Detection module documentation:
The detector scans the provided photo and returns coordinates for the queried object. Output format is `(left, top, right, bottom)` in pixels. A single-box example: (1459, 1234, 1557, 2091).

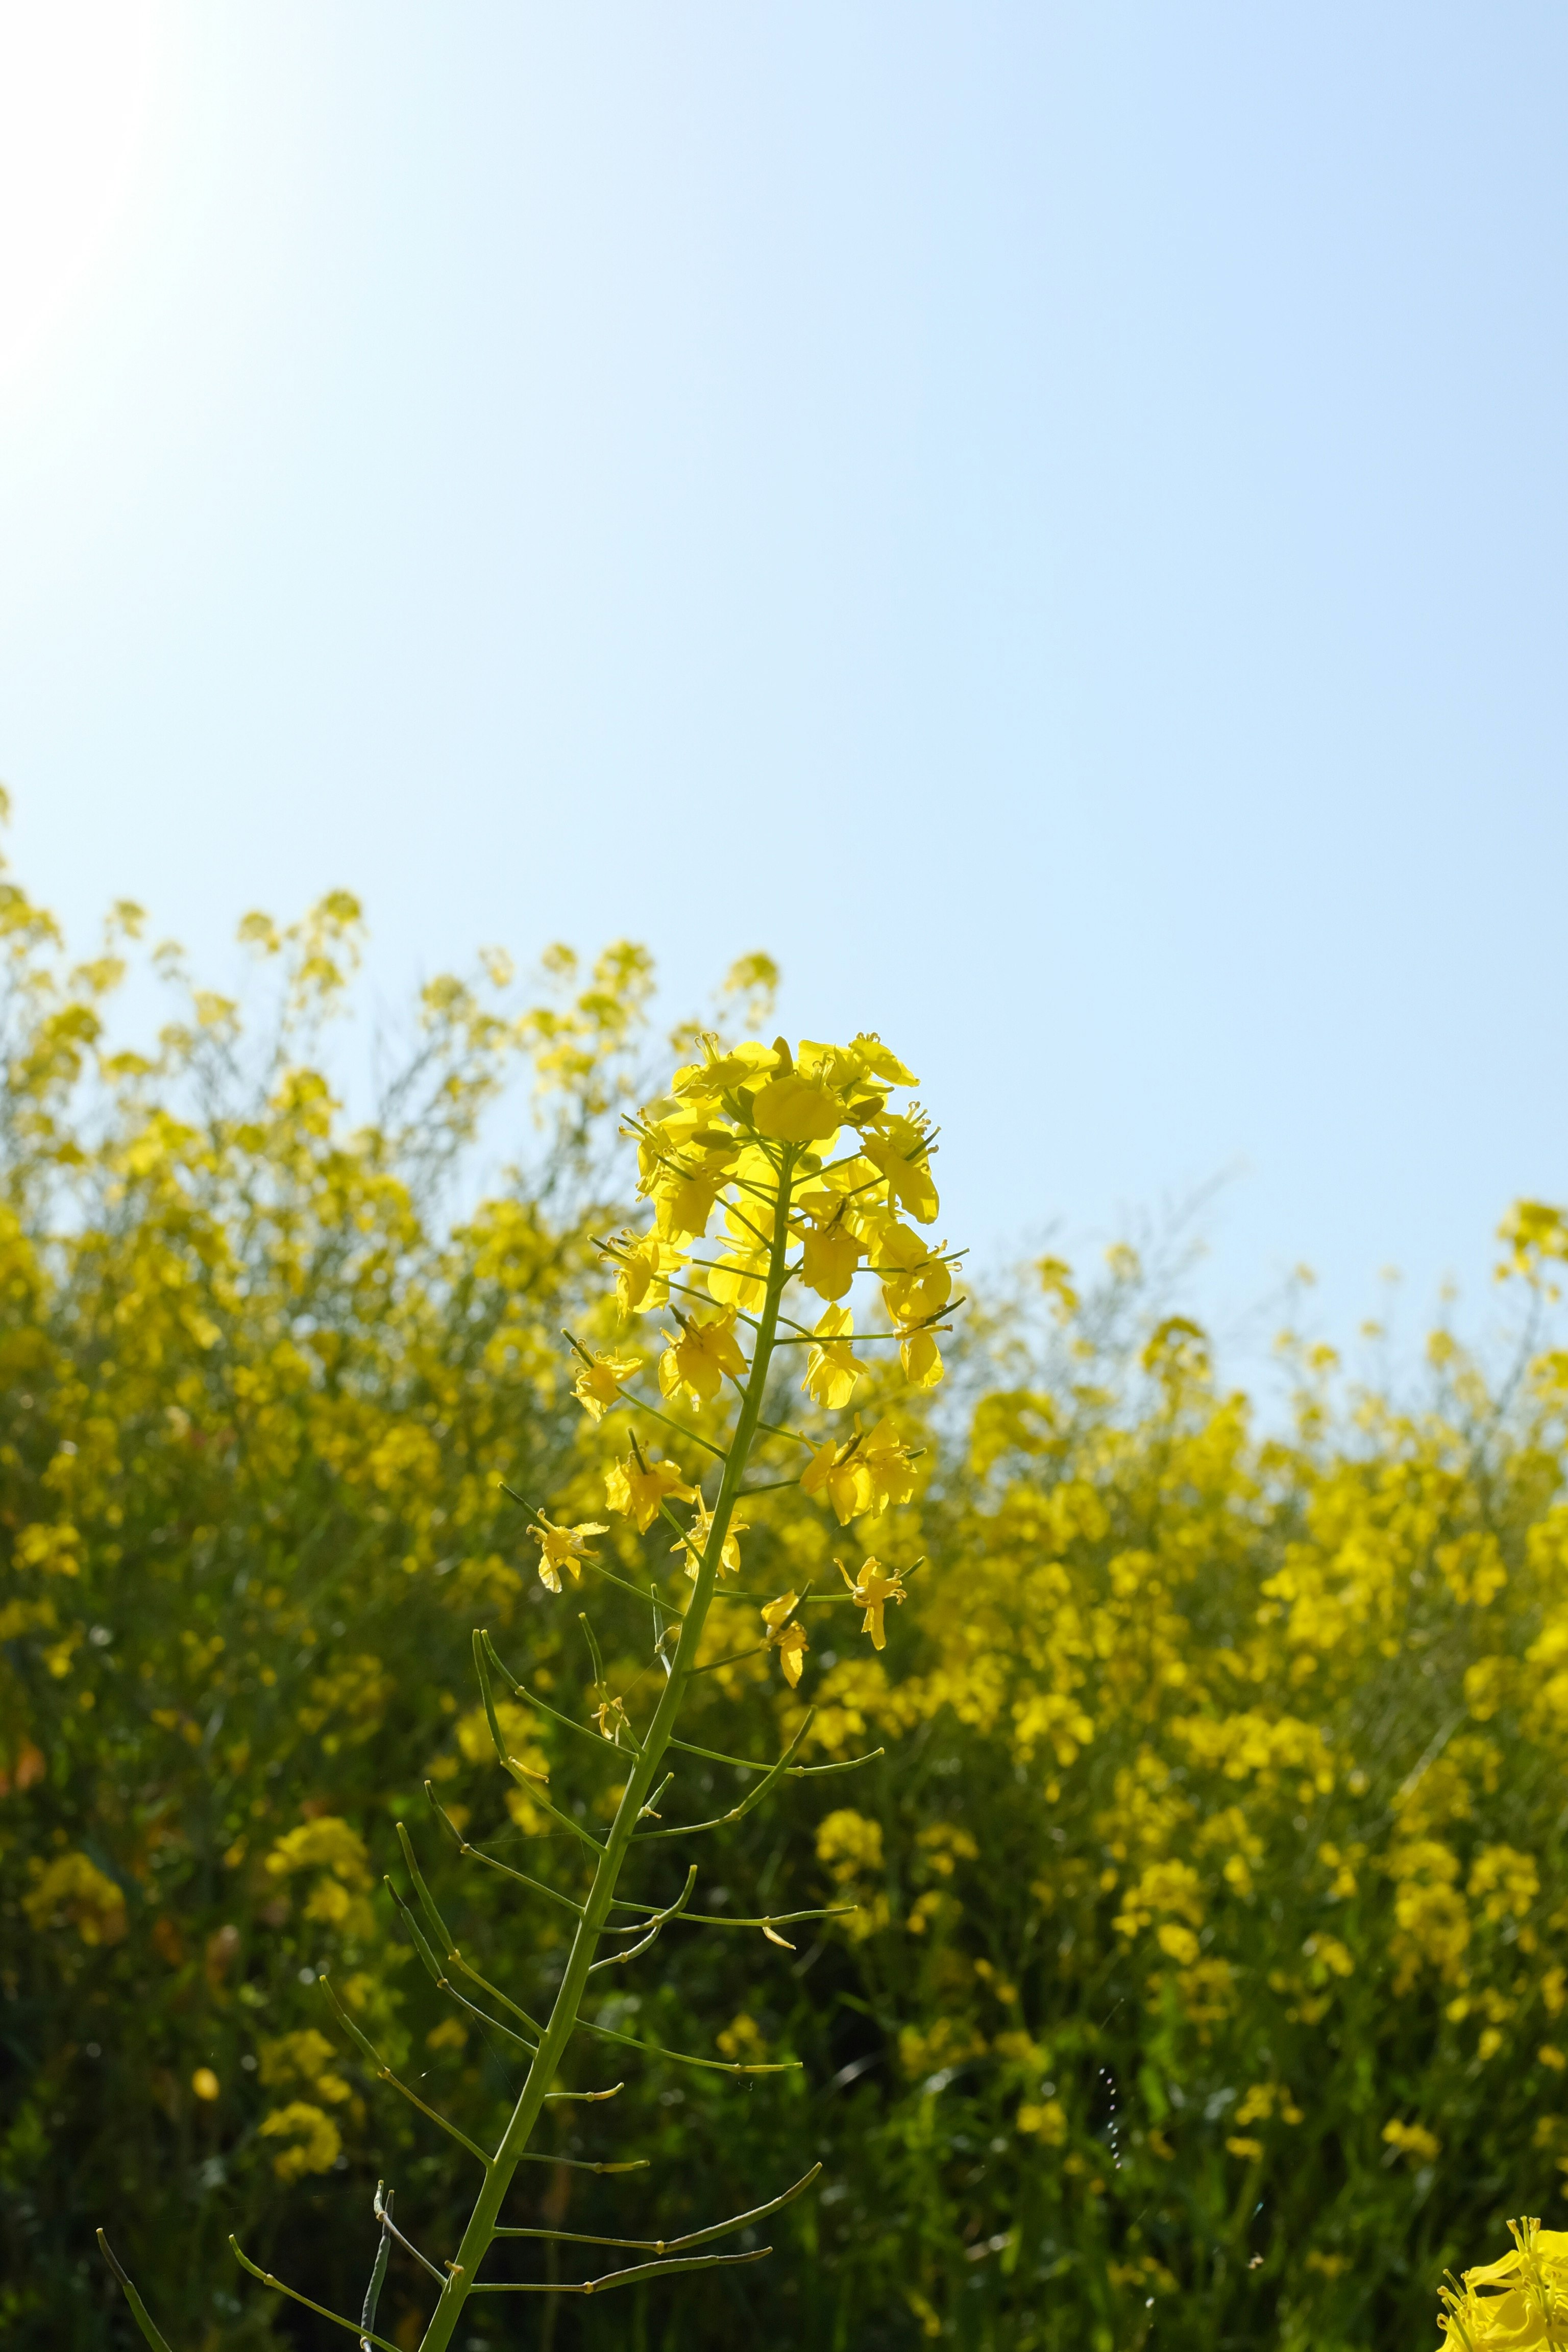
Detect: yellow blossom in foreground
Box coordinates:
(860, 1416, 919, 1510)
(796, 1212, 861, 1302)
(860, 1114, 939, 1223)
(658, 1307, 748, 1406)
(802, 1435, 868, 1525)
(803, 1305, 868, 1411)
(876, 1230, 952, 1322)
(1439, 2219, 1568, 2352)
(571, 1349, 642, 1421)
(611, 1230, 685, 1316)
(839, 1556, 908, 1650)
(671, 1501, 750, 1581)
(804, 1418, 919, 1523)
(749, 1071, 846, 1144)
(898, 1325, 944, 1390)
(604, 1451, 698, 1533)
(762, 1591, 809, 1687)
(528, 1514, 609, 1594)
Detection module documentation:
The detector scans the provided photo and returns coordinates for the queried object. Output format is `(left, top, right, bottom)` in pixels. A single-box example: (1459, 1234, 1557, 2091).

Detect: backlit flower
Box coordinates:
(604, 1452, 698, 1533)
(571, 1350, 642, 1422)
(528, 1514, 609, 1594)
(839, 1556, 907, 1650)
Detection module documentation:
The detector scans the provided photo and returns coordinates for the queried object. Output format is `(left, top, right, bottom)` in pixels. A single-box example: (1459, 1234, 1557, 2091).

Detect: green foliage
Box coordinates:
(9, 842, 1568, 2349)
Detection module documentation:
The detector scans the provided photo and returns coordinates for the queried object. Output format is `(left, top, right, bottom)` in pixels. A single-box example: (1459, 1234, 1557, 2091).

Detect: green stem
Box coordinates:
(415, 1149, 798, 2352)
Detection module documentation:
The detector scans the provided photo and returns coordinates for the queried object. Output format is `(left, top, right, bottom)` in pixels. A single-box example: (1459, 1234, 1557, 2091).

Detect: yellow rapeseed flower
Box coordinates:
(803, 1306, 867, 1411)
(528, 1514, 609, 1594)
(671, 1501, 749, 1581)
(1439, 2219, 1568, 2352)
(839, 1556, 907, 1650)
(762, 1591, 809, 1688)
(802, 1435, 869, 1525)
(658, 1307, 748, 1407)
(604, 1451, 698, 1533)
(611, 1230, 685, 1316)
(571, 1349, 643, 1421)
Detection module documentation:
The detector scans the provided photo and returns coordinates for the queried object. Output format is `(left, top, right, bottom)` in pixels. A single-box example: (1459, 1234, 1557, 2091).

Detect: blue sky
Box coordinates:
(3, 3, 1566, 1368)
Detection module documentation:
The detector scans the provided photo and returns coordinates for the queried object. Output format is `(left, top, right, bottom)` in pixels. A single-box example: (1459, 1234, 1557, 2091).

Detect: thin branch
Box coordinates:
(471, 2247, 772, 2295)
(543, 2080, 624, 2103)
(589, 1865, 696, 1972)
(386, 1878, 538, 2053)
(601, 1389, 731, 1462)
(608, 1900, 856, 1929)
(577, 2011, 800, 2076)
(481, 1632, 626, 1757)
(752, 1414, 817, 1451)
(473, 1631, 606, 1855)
(769, 1323, 955, 1345)
(397, 1820, 548, 2035)
(664, 1731, 885, 1779)
(689, 1641, 770, 1674)
(425, 1784, 586, 1921)
(494, 2162, 821, 2253)
(511, 2151, 650, 2173)
(636, 1712, 814, 1840)
(321, 1974, 492, 2167)
(95, 2232, 175, 2352)
(229, 2238, 410, 2352)
(360, 2193, 391, 2348)
(374, 2183, 447, 2287)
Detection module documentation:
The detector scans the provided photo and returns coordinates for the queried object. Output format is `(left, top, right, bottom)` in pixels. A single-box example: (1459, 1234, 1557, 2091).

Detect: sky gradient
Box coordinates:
(3, 2, 1566, 1370)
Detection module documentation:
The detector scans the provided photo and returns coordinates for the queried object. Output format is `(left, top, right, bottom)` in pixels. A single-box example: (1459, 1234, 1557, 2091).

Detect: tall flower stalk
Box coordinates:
(101, 1029, 960, 2349)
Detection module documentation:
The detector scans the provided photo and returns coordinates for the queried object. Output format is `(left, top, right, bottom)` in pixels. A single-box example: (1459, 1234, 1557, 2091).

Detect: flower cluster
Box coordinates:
(539, 1033, 960, 1689)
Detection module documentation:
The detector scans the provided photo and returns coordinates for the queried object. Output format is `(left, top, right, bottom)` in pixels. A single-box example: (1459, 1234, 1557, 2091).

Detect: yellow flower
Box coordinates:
(857, 1416, 919, 1514)
(191, 2067, 220, 2101)
(571, 1349, 642, 1421)
(528, 1514, 609, 1594)
(877, 1237, 952, 1324)
(658, 1307, 748, 1406)
(699, 1184, 776, 1313)
(793, 1198, 862, 1301)
(671, 1501, 750, 1581)
(803, 1305, 867, 1411)
(1438, 2219, 1568, 2352)
(898, 1326, 944, 1390)
(859, 1113, 939, 1223)
(259, 2100, 341, 2183)
(671, 1039, 775, 1099)
(22, 1851, 128, 1945)
(802, 1434, 870, 1525)
(652, 1171, 725, 1246)
(839, 1556, 907, 1649)
(843, 1033, 917, 1088)
(647, 1135, 739, 1244)
(1382, 2117, 1441, 2165)
(762, 1591, 809, 1687)
(750, 1072, 846, 1144)
(611, 1229, 685, 1315)
(604, 1451, 698, 1533)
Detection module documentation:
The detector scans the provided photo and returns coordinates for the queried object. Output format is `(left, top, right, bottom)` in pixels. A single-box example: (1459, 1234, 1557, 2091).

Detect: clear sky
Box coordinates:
(3, 2, 1566, 1367)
